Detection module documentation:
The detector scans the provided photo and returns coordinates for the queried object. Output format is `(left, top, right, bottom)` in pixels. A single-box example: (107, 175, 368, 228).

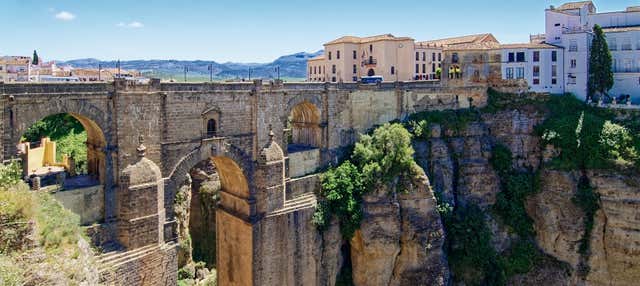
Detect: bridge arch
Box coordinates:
(168, 142, 254, 286)
(285, 95, 323, 152)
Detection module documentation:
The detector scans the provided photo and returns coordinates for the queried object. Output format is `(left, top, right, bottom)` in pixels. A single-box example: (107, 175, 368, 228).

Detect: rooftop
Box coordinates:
(417, 33, 498, 48)
(324, 34, 413, 45)
(500, 43, 563, 49)
(556, 1, 594, 11)
(602, 26, 640, 33)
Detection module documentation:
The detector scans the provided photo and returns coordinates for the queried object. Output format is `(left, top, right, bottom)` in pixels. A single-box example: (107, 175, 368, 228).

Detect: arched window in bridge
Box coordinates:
(288, 101, 321, 152)
(206, 119, 217, 138)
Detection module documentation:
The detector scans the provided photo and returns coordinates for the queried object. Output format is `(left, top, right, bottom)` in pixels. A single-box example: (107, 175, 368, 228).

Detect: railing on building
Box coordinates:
(361, 58, 377, 66)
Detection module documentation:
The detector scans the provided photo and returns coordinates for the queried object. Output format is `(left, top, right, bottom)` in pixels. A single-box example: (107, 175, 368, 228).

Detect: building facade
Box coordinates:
(0, 56, 31, 82)
(307, 34, 442, 83)
(500, 43, 565, 94)
(544, 1, 640, 101)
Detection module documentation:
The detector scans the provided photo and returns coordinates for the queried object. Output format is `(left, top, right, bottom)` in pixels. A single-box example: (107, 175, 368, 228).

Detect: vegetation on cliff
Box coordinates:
(23, 114, 89, 174)
(313, 123, 420, 239)
(0, 162, 97, 285)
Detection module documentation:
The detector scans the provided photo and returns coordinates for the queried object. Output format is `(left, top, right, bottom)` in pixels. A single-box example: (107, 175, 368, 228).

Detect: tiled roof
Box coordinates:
(500, 43, 563, 49)
(446, 42, 501, 51)
(325, 34, 413, 45)
(308, 55, 325, 61)
(416, 33, 498, 48)
(602, 26, 640, 33)
(557, 1, 593, 11)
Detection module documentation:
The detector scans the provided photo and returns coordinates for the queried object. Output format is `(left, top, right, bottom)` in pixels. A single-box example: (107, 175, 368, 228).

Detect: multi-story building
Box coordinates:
(420, 34, 502, 87)
(544, 1, 640, 100)
(500, 43, 565, 93)
(0, 56, 31, 82)
(307, 34, 442, 82)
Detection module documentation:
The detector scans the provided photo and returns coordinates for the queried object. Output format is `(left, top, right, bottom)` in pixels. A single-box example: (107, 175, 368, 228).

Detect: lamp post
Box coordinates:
(98, 63, 102, 81)
(184, 66, 188, 82)
(208, 64, 213, 82)
(248, 68, 252, 81)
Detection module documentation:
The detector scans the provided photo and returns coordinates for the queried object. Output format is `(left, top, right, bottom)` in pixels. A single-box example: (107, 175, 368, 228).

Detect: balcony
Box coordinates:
(362, 58, 377, 66)
(613, 67, 640, 73)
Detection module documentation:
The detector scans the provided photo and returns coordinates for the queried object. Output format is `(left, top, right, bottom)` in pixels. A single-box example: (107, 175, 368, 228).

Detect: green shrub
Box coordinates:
(443, 204, 505, 286)
(499, 239, 539, 277)
(0, 161, 22, 189)
(406, 109, 480, 136)
(572, 177, 600, 254)
(314, 123, 419, 239)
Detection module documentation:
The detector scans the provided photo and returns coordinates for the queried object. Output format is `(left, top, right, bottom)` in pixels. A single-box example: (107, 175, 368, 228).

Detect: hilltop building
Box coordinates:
(307, 34, 442, 83)
(0, 56, 31, 82)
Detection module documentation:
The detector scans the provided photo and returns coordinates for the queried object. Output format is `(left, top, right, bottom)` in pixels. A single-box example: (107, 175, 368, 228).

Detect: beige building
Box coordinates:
(0, 56, 31, 82)
(419, 34, 502, 87)
(307, 34, 442, 82)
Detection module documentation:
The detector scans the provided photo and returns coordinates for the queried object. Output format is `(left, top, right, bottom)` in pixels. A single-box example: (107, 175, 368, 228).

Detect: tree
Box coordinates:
(32, 50, 39, 65)
(588, 25, 614, 100)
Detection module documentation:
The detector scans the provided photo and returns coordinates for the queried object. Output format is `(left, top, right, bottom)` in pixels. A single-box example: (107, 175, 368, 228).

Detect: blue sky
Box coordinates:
(1, 0, 633, 62)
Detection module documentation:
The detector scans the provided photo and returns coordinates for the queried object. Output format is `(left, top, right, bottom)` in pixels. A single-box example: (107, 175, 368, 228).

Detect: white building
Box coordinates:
(543, 1, 640, 101)
(501, 43, 565, 94)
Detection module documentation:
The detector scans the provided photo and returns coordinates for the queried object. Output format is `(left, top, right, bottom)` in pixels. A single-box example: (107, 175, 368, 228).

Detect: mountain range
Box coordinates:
(58, 50, 323, 81)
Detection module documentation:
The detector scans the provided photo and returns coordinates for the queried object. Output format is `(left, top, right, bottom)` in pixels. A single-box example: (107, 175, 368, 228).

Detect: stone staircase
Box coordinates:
(267, 192, 317, 217)
(96, 244, 159, 273)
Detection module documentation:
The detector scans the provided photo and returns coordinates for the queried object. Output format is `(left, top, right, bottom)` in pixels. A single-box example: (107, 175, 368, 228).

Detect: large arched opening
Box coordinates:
(17, 112, 107, 225)
(288, 101, 321, 152)
(174, 155, 252, 286)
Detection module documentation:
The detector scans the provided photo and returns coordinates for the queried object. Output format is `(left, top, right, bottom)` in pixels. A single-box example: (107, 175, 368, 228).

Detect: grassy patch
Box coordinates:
(572, 177, 600, 255)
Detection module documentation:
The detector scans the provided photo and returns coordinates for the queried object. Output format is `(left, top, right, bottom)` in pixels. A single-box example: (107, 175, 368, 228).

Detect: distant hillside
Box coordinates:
(58, 51, 323, 81)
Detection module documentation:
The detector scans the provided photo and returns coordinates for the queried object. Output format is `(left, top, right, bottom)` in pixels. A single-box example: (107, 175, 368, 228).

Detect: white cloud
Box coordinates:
(117, 21, 144, 28)
(54, 11, 75, 21)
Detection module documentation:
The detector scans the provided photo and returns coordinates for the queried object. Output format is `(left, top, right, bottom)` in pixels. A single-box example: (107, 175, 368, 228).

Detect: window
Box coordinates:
(432, 63, 436, 72)
(422, 64, 426, 73)
(608, 38, 617, 51)
(353, 64, 357, 74)
(533, 51, 540, 62)
(552, 65, 557, 77)
(506, 67, 514, 79)
(452, 53, 459, 63)
(332, 65, 336, 74)
(415, 64, 419, 73)
(508, 52, 515, 62)
(438, 53, 441, 61)
(516, 67, 525, 79)
(332, 77, 336, 82)
(353, 50, 357, 59)
(432, 53, 436, 61)
(337, 51, 340, 59)
(206, 119, 217, 138)
(552, 51, 557, 62)
(570, 59, 577, 69)
(533, 78, 540, 85)
(569, 40, 578, 52)
(621, 38, 632, 51)
(369, 44, 373, 52)
(416, 52, 419, 61)
(422, 52, 426, 61)
(568, 74, 576, 84)
(309, 67, 312, 74)
(552, 78, 557, 85)
(554, 23, 561, 27)
(391, 66, 395, 75)
(516, 52, 525, 62)
(533, 66, 540, 77)
(328, 52, 332, 60)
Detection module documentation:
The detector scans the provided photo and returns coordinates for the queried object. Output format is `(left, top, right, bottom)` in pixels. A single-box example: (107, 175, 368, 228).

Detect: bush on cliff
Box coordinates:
(314, 123, 420, 239)
(0, 162, 97, 285)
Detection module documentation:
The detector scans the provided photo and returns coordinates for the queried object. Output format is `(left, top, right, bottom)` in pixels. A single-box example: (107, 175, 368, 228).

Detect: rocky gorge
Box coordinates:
(314, 91, 640, 286)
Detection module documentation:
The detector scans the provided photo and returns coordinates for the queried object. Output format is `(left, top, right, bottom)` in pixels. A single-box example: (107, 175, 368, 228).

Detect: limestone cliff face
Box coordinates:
(350, 173, 449, 286)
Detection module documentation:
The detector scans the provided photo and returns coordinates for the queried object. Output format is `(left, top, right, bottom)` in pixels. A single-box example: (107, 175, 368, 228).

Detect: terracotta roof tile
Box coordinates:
(417, 33, 498, 48)
(325, 34, 413, 45)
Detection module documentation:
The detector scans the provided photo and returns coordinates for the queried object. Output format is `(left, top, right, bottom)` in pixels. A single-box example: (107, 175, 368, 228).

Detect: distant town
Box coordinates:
(2, 1, 638, 104)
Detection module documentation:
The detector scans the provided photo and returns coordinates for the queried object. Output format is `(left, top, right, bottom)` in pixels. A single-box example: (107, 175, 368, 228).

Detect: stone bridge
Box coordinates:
(0, 79, 486, 285)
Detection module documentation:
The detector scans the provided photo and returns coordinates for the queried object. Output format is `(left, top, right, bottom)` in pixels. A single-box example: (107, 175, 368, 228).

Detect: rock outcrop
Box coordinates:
(350, 173, 449, 286)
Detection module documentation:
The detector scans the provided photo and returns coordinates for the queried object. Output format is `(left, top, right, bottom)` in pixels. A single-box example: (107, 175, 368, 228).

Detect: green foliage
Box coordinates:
(572, 177, 600, 254)
(588, 25, 614, 98)
(490, 144, 539, 237)
(443, 204, 505, 286)
(314, 123, 419, 239)
(0, 161, 22, 189)
(537, 94, 640, 170)
(313, 161, 364, 239)
(499, 239, 539, 278)
(32, 50, 39, 66)
(22, 114, 88, 174)
(406, 109, 480, 137)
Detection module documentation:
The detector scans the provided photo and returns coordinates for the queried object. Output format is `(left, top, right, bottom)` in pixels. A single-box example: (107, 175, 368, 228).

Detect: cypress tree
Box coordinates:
(587, 25, 614, 100)
(32, 50, 39, 65)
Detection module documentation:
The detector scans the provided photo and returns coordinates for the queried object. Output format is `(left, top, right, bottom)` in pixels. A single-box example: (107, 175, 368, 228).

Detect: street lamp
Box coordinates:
(184, 66, 188, 82)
